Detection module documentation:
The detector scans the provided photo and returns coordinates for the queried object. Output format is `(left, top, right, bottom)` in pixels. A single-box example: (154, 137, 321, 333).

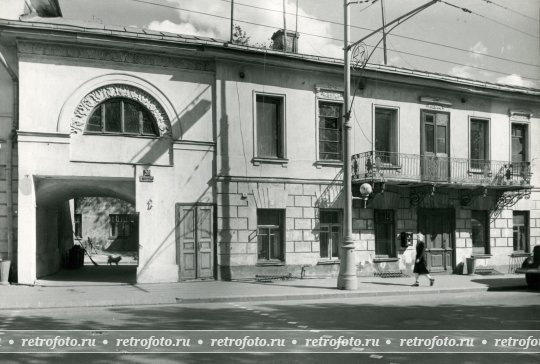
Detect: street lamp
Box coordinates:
(338, 0, 439, 290)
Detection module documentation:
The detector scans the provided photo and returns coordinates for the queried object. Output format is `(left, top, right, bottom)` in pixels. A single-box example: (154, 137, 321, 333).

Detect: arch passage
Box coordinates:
(71, 84, 172, 136)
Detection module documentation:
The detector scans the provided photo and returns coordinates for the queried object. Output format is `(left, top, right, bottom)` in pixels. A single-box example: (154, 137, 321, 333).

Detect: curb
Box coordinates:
(0, 285, 529, 311)
(174, 285, 530, 304)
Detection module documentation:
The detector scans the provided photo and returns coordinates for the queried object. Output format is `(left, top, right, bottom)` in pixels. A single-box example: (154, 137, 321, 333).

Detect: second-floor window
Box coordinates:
(470, 118, 489, 169)
(318, 102, 342, 161)
(375, 107, 398, 164)
(256, 94, 284, 159)
(511, 123, 528, 163)
(86, 98, 158, 136)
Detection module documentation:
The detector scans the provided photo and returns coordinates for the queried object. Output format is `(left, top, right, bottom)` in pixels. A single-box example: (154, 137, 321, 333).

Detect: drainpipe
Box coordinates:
(0, 48, 18, 263)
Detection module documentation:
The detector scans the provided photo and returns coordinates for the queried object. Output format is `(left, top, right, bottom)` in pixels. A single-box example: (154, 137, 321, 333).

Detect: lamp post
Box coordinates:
(337, 0, 357, 290)
(338, 0, 438, 290)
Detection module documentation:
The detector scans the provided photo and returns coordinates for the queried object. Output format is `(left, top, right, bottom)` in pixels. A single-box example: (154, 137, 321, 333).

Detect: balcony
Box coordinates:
(352, 151, 532, 189)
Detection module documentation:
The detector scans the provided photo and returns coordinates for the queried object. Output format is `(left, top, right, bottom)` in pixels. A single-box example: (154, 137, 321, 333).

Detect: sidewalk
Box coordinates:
(0, 267, 529, 310)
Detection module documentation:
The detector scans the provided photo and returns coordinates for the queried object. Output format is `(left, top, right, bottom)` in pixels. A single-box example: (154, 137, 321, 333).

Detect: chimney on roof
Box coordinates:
(271, 29, 299, 53)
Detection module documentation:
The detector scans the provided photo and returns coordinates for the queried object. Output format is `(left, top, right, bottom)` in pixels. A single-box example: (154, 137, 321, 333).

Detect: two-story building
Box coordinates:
(0, 1, 538, 284)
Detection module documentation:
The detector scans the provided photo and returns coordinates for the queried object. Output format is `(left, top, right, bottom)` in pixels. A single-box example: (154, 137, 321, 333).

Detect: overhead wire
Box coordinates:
(126, 0, 539, 81)
(479, 0, 539, 22)
(440, 0, 539, 38)
(217, 0, 539, 68)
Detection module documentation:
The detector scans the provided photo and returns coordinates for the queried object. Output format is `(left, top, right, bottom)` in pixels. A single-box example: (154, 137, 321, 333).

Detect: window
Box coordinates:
(74, 214, 82, 238)
(374, 210, 395, 257)
(86, 98, 158, 136)
(110, 214, 135, 239)
(319, 210, 342, 260)
(470, 118, 489, 170)
(374, 107, 398, 164)
(471, 211, 490, 254)
(256, 94, 285, 159)
(511, 123, 529, 176)
(257, 209, 284, 261)
(513, 211, 529, 252)
(318, 102, 342, 161)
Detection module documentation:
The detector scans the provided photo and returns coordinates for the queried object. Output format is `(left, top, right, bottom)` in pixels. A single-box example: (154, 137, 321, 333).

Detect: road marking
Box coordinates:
(287, 321, 297, 325)
(369, 354, 383, 359)
(297, 325, 308, 329)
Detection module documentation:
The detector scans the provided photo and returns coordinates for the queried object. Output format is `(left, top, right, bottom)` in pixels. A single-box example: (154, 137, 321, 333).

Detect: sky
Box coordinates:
(9, 0, 540, 88)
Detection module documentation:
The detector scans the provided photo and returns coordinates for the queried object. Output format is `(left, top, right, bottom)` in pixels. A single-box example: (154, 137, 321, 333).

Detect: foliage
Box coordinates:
(232, 25, 250, 46)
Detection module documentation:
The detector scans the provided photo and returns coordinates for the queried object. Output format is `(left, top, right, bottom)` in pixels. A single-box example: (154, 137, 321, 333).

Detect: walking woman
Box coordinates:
(413, 233, 435, 286)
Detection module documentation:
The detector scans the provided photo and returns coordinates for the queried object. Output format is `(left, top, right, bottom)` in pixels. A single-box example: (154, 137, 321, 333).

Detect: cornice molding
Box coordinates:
(17, 41, 215, 72)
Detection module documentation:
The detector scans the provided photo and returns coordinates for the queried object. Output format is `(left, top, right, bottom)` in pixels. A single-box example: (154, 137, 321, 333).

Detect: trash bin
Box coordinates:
(466, 257, 476, 275)
(0, 259, 11, 285)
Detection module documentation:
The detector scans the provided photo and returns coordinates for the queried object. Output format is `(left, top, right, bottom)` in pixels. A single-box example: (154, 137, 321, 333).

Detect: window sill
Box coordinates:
(372, 257, 399, 263)
(252, 157, 289, 166)
(256, 261, 285, 267)
(317, 259, 340, 265)
(511, 252, 531, 258)
(315, 160, 343, 168)
(470, 254, 492, 259)
(377, 163, 401, 171)
(467, 168, 491, 175)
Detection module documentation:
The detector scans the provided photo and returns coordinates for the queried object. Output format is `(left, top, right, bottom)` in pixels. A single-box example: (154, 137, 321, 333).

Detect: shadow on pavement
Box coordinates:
(470, 277, 528, 291)
(36, 266, 137, 285)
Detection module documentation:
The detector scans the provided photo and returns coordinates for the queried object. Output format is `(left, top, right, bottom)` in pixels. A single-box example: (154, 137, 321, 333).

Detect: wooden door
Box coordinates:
(176, 204, 214, 280)
(418, 209, 454, 272)
(421, 111, 450, 182)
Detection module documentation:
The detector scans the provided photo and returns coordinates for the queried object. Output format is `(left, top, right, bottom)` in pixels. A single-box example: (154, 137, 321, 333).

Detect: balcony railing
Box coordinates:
(352, 151, 532, 187)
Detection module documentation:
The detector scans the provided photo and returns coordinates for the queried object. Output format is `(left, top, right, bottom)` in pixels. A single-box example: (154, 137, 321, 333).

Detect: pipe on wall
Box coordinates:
(0, 48, 18, 263)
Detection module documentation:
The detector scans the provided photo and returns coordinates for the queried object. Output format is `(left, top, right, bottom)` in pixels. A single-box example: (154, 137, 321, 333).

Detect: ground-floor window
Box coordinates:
(471, 210, 490, 254)
(513, 211, 529, 252)
(319, 210, 342, 260)
(257, 209, 284, 262)
(374, 210, 395, 257)
(110, 214, 134, 239)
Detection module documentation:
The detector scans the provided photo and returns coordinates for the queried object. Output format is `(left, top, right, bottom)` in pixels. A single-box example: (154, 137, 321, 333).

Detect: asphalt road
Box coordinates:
(0, 290, 538, 363)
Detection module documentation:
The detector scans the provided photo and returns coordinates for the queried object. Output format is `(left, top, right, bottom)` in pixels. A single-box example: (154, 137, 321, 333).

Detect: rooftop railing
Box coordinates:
(352, 151, 532, 187)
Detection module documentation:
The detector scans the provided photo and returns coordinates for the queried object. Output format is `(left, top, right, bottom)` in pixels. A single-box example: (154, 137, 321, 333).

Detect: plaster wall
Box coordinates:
(16, 53, 216, 283)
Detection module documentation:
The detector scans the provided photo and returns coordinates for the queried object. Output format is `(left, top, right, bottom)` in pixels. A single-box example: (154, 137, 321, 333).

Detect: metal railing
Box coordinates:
(352, 151, 532, 187)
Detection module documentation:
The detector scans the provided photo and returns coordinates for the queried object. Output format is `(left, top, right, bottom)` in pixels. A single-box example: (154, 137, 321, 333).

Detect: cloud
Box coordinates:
(143, 0, 340, 56)
(449, 65, 473, 79)
(469, 41, 487, 59)
(496, 74, 537, 88)
(147, 19, 218, 38)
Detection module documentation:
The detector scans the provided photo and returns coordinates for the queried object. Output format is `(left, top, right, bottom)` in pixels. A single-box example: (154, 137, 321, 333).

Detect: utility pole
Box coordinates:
(338, 0, 357, 290)
(283, 0, 287, 51)
(230, 0, 234, 43)
(380, 0, 388, 64)
(338, 0, 438, 291)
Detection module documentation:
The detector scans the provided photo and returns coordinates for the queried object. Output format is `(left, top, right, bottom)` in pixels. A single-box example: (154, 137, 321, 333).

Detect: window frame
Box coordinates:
(256, 209, 285, 263)
(374, 209, 396, 258)
(316, 99, 344, 165)
(85, 98, 159, 137)
(510, 122, 529, 163)
(253, 92, 288, 166)
(109, 214, 135, 239)
(318, 209, 342, 261)
(468, 117, 490, 172)
(372, 105, 400, 166)
(512, 211, 529, 253)
(471, 210, 490, 255)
